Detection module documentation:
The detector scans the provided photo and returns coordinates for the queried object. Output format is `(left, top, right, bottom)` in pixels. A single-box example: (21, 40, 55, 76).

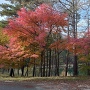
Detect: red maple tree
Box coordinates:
(4, 4, 67, 55)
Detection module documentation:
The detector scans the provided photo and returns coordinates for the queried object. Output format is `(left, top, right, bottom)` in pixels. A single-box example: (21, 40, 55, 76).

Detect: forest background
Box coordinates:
(0, 0, 90, 77)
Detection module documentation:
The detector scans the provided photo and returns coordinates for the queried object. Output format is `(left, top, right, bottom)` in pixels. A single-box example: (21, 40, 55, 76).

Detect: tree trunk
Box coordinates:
(51, 50, 54, 76)
(43, 51, 45, 77)
(40, 51, 44, 77)
(33, 59, 36, 77)
(21, 66, 24, 76)
(17, 68, 19, 76)
(65, 51, 69, 76)
(2, 68, 5, 74)
(10, 68, 14, 77)
(71, 0, 78, 76)
(87, 62, 90, 75)
(46, 49, 48, 77)
(25, 65, 29, 77)
(17, 62, 20, 76)
(55, 49, 58, 76)
(57, 51, 60, 76)
(48, 49, 51, 76)
(73, 55, 78, 76)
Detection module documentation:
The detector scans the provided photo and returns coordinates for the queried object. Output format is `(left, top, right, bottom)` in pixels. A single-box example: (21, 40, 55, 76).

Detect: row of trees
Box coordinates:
(0, 0, 90, 77)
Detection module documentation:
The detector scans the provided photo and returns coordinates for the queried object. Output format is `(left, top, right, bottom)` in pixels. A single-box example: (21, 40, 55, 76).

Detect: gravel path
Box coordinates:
(0, 79, 90, 90)
(0, 81, 44, 90)
(35, 80, 90, 90)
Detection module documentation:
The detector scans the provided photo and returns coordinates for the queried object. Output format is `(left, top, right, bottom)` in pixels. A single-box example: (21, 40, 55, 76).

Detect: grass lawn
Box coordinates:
(0, 75, 90, 81)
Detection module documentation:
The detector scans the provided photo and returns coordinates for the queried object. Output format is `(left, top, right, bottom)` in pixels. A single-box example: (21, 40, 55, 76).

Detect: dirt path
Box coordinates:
(0, 81, 44, 90)
(31, 79, 90, 90)
(0, 79, 90, 90)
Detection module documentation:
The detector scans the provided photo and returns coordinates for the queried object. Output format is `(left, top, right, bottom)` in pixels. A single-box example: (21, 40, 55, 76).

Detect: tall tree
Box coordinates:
(54, 0, 90, 76)
(4, 4, 67, 77)
(0, 0, 55, 17)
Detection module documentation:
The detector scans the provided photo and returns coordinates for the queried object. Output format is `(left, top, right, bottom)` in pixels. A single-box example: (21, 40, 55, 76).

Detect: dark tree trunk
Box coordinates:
(87, 69, 90, 75)
(10, 68, 14, 77)
(73, 55, 78, 76)
(33, 59, 36, 77)
(87, 70, 90, 75)
(17, 62, 20, 76)
(46, 49, 48, 77)
(43, 51, 45, 77)
(17, 69, 19, 76)
(40, 51, 44, 77)
(72, 0, 78, 76)
(51, 50, 54, 76)
(55, 49, 57, 76)
(65, 51, 69, 76)
(25, 65, 29, 77)
(57, 51, 60, 76)
(2, 68, 5, 74)
(48, 49, 51, 76)
(21, 66, 24, 76)
(87, 62, 90, 75)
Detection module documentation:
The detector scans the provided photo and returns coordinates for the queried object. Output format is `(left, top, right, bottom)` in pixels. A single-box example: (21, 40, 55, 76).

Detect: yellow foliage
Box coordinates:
(0, 28, 9, 45)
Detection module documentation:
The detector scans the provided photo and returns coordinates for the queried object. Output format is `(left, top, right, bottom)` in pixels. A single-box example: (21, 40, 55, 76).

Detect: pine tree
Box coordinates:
(0, 0, 55, 27)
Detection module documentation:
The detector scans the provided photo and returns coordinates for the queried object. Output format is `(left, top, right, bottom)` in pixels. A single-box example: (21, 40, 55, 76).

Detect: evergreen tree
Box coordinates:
(0, 0, 55, 27)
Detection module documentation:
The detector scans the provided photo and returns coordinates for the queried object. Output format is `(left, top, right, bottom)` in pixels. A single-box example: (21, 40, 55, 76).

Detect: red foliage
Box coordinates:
(65, 36, 90, 55)
(5, 4, 67, 48)
(0, 4, 68, 67)
(49, 39, 67, 50)
(30, 54, 39, 58)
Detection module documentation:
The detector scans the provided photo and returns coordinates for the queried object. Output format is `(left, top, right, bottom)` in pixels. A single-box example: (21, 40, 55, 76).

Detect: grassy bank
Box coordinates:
(0, 76, 90, 82)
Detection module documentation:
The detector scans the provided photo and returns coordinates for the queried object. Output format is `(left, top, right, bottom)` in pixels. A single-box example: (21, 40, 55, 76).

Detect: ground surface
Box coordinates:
(0, 77, 90, 90)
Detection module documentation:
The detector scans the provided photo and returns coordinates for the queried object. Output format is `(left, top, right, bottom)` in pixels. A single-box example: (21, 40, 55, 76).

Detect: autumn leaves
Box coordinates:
(1, 3, 88, 76)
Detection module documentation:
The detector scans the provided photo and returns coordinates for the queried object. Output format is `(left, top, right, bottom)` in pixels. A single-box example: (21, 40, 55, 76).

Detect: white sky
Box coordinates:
(0, 0, 89, 33)
(0, 0, 10, 20)
(0, 0, 9, 4)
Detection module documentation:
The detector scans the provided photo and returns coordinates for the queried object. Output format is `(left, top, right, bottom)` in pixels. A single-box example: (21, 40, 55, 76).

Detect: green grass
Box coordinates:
(0, 71, 90, 81)
(0, 76, 90, 82)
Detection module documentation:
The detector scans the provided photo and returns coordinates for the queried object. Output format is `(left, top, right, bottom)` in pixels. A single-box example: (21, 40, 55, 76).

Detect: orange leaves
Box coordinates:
(49, 39, 66, 50)
(4, 3, 67, 54)
(30, 54, 39, 58)
(80, 56, 87, 61)
(35, 4, 68, 27)
(65, 38, 84, 55)
(50, 36, 90, 56)
(1, 3, 68, 66)
(64, 37, 90, 55)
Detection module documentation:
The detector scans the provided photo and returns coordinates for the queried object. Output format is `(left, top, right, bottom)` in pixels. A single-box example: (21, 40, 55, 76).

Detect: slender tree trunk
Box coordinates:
(25, 65, 29, 77)
(51, 50, 54, 76)
(72, 0, 78, 76)
(87, 62, 90, 75)
(40, 51, 44, 77)
(17, 69, 19, 76)
(46, 49, 48, 77)
(48, 49, 51, 76)
(21, 66, 24, 76)
(57, 51, 60, 76)
(65, 51, 69, 76)
(55, 49, 57, 76)
(10, 68, 14, 77)
(43, 51, 45, 77)
(2, 68, 5, 74)
(33, 59, 36, 77)
(73, 55, 78, 76)
(17, 62, 19, 76)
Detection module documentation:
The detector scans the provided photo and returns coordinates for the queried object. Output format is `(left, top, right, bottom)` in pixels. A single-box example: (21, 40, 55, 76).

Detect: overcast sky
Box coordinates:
(0, 0, 89, 34)
(0, 0, 10, 20)
(0, 0, 9, 4)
